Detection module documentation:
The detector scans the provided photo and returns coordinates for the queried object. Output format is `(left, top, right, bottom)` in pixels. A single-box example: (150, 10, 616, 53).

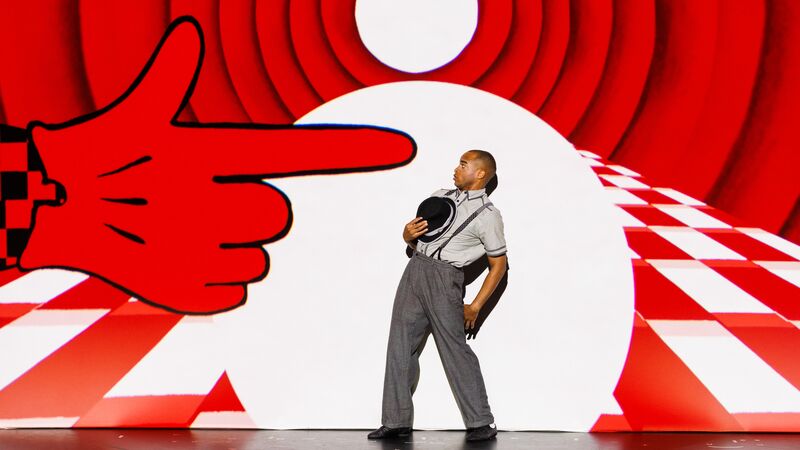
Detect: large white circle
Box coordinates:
(355, 0, 478, 73)
(217, 81, 634, 431)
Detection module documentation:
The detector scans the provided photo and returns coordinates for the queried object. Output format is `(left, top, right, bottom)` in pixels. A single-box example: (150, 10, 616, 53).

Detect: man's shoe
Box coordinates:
(466, 423, 497, 441)
(367, 425, 412, 439)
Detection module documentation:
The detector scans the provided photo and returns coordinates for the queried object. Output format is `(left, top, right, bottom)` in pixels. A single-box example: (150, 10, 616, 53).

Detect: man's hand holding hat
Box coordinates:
(403, 217, 428, 247)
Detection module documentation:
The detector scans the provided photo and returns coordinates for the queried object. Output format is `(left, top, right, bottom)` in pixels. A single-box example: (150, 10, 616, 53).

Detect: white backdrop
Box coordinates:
(216, 81, 634, 431)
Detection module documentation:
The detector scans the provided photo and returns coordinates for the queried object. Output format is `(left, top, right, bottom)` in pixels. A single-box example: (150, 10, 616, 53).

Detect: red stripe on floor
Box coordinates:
(715, 313, 800, 391)
(0, 313, 182, 418)
(613, 314, 740, 430)
(0, 303, 39, 327)
(704, 260, 800, 320)
(632, 260, 713, 320)
(75, 395, 205, 427)
(625, 228, 692, 259)
(700, 229, 796, 261)
(620, 206, 685, 226)
(0, 269, 26, 288)
(38, 277, 131, 310)
(626, 189, 681, 205)
(733, 413, 800, 432)
(591, 414, 632, 432)
(194, 372, 246, 413)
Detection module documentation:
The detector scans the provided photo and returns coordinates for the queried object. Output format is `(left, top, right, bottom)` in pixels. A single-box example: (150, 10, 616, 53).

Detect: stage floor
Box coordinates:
(0, 429, 798, 449)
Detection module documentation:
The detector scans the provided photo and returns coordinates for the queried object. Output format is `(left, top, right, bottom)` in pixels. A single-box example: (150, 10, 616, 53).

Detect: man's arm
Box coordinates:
(464, 254, 507, 329)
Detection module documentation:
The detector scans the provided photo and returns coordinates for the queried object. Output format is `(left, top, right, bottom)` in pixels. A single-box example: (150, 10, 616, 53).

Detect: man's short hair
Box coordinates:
(469, 149, 496, 179)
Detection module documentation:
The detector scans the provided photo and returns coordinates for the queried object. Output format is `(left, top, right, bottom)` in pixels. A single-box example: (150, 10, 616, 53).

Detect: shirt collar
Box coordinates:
(458, 188, 486, 199)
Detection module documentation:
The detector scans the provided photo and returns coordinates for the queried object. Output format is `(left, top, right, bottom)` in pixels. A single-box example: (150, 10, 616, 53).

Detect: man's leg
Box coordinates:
(423, 267, 495, 429)
(409, 325, 432, 399)
(381, 260, 431, 428)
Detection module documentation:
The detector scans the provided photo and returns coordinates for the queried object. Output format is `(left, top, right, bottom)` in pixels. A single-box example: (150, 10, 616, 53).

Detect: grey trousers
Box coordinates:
(381, 251, 495, 429)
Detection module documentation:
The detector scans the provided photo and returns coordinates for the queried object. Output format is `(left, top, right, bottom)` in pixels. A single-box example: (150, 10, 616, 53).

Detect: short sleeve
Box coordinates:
(479, 209, 507, 257)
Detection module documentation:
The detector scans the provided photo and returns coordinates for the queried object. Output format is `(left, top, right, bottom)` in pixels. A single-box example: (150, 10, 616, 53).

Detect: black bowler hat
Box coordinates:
(416, 196, 457, 243)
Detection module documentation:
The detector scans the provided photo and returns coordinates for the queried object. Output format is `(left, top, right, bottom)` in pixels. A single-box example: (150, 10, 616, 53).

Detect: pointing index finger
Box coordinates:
(193, 124, 416, 179)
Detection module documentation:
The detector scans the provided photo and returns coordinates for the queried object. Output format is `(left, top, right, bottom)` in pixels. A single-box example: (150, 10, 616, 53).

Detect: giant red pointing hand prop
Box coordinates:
(6, 18, 415, 314)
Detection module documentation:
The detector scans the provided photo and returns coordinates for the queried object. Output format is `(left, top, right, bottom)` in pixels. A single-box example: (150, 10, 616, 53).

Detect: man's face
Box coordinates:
(453, 151, 484, 189)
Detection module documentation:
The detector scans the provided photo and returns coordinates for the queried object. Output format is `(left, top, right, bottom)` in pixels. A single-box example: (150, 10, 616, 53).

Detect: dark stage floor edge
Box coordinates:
(0, 429, 798, 449)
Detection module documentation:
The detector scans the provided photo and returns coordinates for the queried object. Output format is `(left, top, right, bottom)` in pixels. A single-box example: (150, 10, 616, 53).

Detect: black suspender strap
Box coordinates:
(432, 202, 493, 260)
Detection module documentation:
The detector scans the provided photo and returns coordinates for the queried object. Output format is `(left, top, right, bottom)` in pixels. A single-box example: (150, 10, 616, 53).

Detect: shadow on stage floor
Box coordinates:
(0, 429, 798, 450)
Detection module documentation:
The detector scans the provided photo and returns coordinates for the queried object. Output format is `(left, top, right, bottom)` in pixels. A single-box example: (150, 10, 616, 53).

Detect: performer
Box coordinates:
(368, 150, 507, 442)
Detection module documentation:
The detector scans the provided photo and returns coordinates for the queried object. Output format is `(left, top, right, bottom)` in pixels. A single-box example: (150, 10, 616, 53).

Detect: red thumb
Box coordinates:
(115, 17, 202, 123)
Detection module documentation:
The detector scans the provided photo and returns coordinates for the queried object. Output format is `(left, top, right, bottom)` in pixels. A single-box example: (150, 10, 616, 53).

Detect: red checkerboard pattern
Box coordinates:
(0, 147, 796, 430)
(580, 150, 800, 432)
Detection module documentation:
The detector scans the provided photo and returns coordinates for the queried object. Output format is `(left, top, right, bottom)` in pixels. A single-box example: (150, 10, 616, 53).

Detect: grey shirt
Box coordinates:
(416, 188, 507, 268)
